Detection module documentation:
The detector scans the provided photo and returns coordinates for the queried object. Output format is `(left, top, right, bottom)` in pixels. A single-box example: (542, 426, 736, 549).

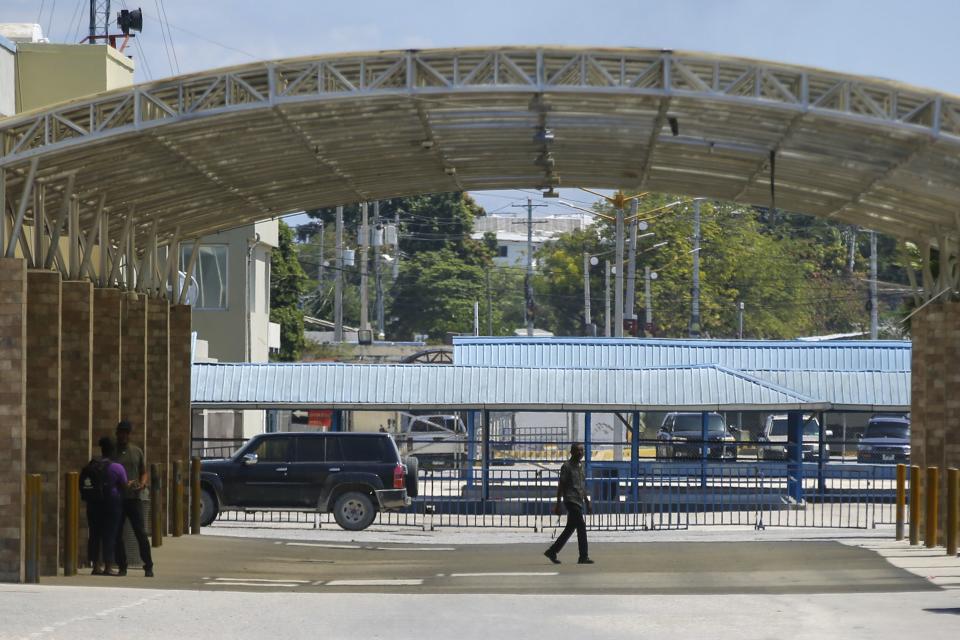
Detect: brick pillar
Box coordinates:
(121, 293, 148, 443)
(911, 302, 960, 544)
(60, 281, 93, 567)
(25, 270, 61, 576)
(168, 304, 192, 532)
(0, 258, 27, 583)
(147, 300, 169, 536)
(92, 289, 122, 436)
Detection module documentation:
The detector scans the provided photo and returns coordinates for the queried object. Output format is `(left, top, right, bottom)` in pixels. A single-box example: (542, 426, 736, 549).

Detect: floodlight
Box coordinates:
(117, 9, 143, 35)
(638, 220, 649, 231)
(589, 256, 599, 266)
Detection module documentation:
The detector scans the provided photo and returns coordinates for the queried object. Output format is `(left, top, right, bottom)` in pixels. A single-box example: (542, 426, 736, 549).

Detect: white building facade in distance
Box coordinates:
(471, 214, 588, 267)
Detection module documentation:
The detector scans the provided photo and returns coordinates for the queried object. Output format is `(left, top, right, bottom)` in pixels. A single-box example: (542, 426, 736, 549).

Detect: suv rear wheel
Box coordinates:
(333, 491, 376, 531)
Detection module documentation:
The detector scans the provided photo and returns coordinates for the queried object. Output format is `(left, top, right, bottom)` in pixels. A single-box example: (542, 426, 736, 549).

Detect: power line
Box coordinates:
(157, 0, 180, 73)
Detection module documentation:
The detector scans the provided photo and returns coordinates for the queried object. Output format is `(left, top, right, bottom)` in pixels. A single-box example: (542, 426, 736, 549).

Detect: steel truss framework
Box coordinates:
(1, 47, 959, 299)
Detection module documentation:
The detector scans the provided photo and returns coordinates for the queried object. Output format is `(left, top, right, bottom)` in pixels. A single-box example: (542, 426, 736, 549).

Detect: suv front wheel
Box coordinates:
(333, 491, 377, 531)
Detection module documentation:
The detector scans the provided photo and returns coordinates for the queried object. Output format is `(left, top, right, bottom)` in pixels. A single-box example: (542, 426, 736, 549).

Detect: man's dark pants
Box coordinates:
(547, 500, 588, 559)
(115, 499, 153, 571)
(86, 501, 104, 565)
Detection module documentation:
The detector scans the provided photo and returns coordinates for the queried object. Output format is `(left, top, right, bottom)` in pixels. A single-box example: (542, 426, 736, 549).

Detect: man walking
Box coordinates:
(544, 442, 594, 565)
(114, 420, 155, 577)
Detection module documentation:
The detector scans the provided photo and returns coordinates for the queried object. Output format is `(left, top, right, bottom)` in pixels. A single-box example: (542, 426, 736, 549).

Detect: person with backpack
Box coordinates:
(80, 436, 128, 575)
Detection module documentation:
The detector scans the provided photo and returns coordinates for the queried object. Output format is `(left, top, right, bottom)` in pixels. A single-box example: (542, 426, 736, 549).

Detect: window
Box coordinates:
(250, 437, 292, 462)
(498, 245, 508, 257)
(181, 243, 228, 309)
(674, 414, 727, 433)
(325, 436, 385, 462)
(294, 437, 326, 462)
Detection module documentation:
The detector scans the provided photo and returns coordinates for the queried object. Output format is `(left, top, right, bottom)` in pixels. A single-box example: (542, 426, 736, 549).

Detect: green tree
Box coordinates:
(270, 221, 309, 360)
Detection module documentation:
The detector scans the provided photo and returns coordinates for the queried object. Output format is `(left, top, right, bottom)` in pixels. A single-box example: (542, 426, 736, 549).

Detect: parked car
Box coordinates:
(655, 412, 738, 461)
(758, 414, 829, 461)
(857, 415, 910, 464)
(199, 432, 417, 531)
(399, 413, 467, 469)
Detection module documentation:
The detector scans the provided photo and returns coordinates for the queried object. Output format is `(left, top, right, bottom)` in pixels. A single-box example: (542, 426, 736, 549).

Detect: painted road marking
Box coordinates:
(375, 547, 455, 551)
(326, 579, 424, 586)
(449, 572, 559, 577)
(285, 542, 362, 549)
(206, 582, 301, 587)
(213, 577, 311, 583)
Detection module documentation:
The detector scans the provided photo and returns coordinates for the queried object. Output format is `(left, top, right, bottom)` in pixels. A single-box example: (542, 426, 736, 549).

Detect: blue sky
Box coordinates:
(5, 0, 959, 217)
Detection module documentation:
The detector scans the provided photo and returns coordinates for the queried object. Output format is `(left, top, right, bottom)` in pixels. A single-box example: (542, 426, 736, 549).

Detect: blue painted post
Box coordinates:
(331, 409, 342, 432)
(482, 410, 491, 503)
(700, 411, 708, 488)
(584, 412, 593, 479)
(817, 411, 826, 494)
(787, 411, 804, 502)
(465, 410, 476, 486)
(631, 411, 641, 503)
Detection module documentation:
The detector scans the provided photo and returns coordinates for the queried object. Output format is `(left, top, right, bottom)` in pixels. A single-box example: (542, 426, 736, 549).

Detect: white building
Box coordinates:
(471, 214, 588, 267)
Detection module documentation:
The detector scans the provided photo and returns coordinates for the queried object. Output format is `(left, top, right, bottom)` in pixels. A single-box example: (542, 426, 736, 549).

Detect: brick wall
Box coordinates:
(0, 258, 27, 582)
(60, 280, 93, 566)
(120, 293, 147, 445)
(92, 289, 122, 438)
(169, 305, 192, 533)
(25, 271, 61, 576)
(147, 300, 169, 535)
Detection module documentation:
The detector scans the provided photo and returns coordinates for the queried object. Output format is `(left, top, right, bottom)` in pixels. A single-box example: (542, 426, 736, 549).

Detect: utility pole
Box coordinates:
(374, 201, 385, 340)
(624, 199, 639, 336)
(583, 251, 592, 332)
(738, 301, 744, 339)
(334, 205, 344, 342)
(644, 266, 653, 336)
(512, 198, 547, 336)
(870, 230, 878, 339)
(605, 259, 612, 337)
(486, 267, 493, 336)
(614, 203, 625, 338)
(393, 210, 400, 281)
(359, 201, 369, 331)
(690, 198, 702, 338)
(318, 221, 325, 286)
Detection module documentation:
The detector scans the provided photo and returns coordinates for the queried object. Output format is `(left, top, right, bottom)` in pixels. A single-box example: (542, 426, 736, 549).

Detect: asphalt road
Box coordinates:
(43, 534, 936, 595)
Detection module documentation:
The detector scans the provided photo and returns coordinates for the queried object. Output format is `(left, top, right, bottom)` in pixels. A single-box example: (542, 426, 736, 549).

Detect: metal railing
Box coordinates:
(214, 462, 901, 531)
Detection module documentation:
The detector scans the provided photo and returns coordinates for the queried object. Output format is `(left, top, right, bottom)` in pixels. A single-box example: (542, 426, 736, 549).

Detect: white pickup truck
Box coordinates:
(398, 413, 468, 469)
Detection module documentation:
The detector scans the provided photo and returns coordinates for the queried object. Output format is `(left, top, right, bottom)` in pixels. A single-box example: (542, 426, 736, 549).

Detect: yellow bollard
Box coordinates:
(925, 466, 939, 548)
(172, 460, 184, 537)
(24, 474, 41, 584)
(190, 457, 201, 535)
(909, 465, 921, 546)
(895, 464, 906, 541)
(150, 464, 163, 548)
(948, 468, 958, 557)
(63, 472, 79, 576)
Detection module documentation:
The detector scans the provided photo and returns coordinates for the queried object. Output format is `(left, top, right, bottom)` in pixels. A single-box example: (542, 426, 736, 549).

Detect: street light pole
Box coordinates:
(625, 199, 639, 334)
(690, 198, 702, 338)
(870, 230, 878, 339)
(605, 259, 612, 337)
(334, 205, 344, 342)
(614, 204, 625, 337)
(583, 251, 592, 331)
(359, 201, 369, 331)
(644, 266, 653, 336)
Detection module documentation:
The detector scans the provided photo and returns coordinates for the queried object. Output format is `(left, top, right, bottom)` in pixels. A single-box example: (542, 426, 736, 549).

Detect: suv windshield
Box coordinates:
(864, 422, 909, 439)
(673, 414, 726, 433)
(769, 418, 819, 437)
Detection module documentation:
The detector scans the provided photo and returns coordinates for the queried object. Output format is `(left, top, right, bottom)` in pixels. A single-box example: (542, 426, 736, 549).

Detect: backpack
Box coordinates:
(80, 458, 112, 502)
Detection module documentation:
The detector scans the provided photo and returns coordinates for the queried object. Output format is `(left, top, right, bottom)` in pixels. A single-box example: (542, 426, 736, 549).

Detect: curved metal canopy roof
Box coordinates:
(2, 46, 960, 246)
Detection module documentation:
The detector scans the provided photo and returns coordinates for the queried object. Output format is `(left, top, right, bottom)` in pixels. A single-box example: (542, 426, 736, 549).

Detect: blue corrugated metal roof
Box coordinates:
(453, 337, 911, 372)
(746, 370, 910, 411)
(191, 362, 825, 411)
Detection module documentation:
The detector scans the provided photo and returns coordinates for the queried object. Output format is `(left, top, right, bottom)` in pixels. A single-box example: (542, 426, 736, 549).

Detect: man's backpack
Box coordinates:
(79, 458, 112, 502)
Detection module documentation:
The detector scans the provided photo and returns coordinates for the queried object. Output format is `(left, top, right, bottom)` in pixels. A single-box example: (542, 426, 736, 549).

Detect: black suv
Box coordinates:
(200, 432, 418, 531)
